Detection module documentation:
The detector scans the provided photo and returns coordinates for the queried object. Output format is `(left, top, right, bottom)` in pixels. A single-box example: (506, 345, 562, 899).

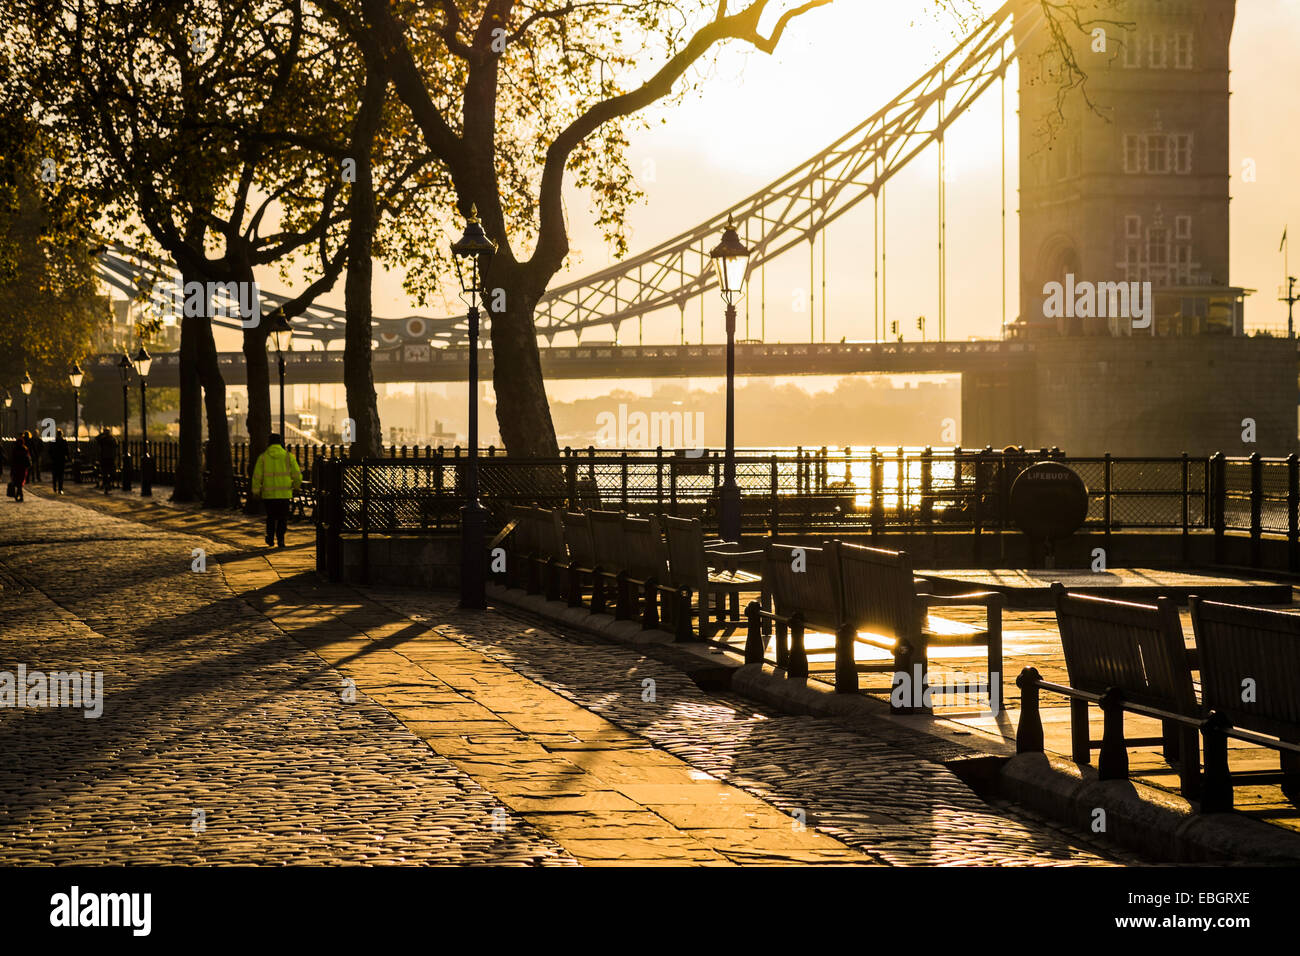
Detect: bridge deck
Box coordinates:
(84, 340, 1034, 386)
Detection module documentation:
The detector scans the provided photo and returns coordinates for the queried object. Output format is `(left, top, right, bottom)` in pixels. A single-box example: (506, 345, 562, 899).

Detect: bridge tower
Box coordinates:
(1015, 0, 1242, 335)
(962, 0, 1294, 456)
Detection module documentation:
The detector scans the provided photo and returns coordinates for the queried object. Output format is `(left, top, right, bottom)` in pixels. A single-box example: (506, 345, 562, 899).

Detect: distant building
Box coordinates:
(1013, 0, 1246, 337)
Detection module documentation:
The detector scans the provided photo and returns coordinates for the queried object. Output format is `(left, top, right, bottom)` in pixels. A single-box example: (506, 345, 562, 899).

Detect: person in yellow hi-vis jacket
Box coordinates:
(251, 433, 303, 548)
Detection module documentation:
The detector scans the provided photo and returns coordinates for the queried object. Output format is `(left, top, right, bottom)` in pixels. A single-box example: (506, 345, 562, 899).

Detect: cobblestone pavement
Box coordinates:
(1, 486, 1133, 865)
(0, 493, 573, 865)
(371, 592, 1137, 866)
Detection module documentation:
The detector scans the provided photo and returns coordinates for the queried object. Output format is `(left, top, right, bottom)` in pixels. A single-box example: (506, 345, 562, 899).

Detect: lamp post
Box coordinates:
(451, 205, 497, 610)
(20, 372, 32, 432)
(135, 346, 152, 496)
(117, 352, 132, 491)
(2, 390, 11, 436)
(270, 316, 292, 440)
(68, 363, 83, 458)
(709, 215, 752, 543)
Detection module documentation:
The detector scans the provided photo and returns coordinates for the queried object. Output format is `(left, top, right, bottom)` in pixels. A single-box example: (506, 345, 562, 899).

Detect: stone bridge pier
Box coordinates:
(961, 336, 1297, 457)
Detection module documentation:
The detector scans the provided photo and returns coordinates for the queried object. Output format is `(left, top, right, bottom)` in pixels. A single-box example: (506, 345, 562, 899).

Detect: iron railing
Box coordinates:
(311, 447, 1299, 547)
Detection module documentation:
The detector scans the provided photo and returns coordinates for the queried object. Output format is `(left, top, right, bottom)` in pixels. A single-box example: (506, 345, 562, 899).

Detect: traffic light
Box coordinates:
(890, 321, 898, 335)
(917, 316, 924, 330)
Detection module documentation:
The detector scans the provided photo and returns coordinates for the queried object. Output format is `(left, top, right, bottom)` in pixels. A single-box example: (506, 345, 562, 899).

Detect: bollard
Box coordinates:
(1015, 667, 1044, 754)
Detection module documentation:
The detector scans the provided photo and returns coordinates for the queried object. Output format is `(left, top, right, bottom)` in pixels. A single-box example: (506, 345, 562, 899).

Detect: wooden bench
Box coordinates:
(562, 511, 598, 609)
(1016, 584, 1201, 798)
(834, 542, 1002, 714)
(585, 511, 688, 636)
(751, 542, 838, 680)
(508, 507, 566, 601)
(1190, 597, 1300, 811)
(747, 541, 1002, 715)
(585, 509, 625, 617)
(661, 515, 762, 640)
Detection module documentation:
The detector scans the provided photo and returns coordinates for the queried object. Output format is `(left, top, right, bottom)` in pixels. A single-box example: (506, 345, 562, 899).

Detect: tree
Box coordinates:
(342, 1, 837, 457)
(0, 98, 104, 407)
(10, 1, 359, 504)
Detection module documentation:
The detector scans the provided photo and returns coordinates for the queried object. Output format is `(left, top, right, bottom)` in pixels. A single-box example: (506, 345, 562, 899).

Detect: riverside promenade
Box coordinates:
(0, 484, 1138, 866)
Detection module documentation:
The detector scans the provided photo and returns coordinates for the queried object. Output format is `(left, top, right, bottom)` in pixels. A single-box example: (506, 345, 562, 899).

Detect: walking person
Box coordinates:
(95, 427, 117, 494)
(251, 433, 302, 549)
(49, 429, 69, 495)
(28, 431, 42, 481)
(8, 432, 31, 503)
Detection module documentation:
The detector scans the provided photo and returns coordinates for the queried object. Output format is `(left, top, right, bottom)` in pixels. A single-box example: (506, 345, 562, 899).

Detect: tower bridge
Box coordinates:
(87, 0, 1295, 458)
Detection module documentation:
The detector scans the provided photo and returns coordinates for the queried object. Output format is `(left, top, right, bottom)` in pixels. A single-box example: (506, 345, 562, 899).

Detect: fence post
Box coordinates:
(1288, 453, 1299, 573)
(870, 448, 882, 537)
(745, 602, 765, 664)
(330, 459, 344, 582)
(1014, 667, 1044, 754)
(655, 446, 664, 511)
(1097, 687, 1129, 781)
(1212, 452, 1226, 564)
(920, 445, 933, 526)
(620, 451, 629, 510)
(834, 623, 858, 694)
(1181, 452, 1191, 564)
(769, 455, 779, 536)
(1102, 453, 1113, 540)
(972, 449, 984, 566)
(1199, 712, 1234, 813)
(360, 459, 370, 585)
(896, 445, 906, 520)
(669, 455, 678, 515)
(1249, 452, 1262, 567)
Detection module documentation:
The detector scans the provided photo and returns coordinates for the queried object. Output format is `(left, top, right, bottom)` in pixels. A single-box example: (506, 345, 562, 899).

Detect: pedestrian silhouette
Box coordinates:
(95, 428, 117, 494)
(7, 432, 32, 502)
(50, 429, 68, 494)
(28, 431, 43, 481)
(251, 433, 302, 549)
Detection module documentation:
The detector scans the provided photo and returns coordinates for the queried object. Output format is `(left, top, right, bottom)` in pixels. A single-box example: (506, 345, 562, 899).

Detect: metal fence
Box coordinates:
(311, 447, 1300, 547)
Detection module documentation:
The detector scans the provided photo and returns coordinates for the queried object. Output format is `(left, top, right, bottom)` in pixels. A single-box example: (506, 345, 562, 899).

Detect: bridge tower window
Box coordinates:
(1148, 34, 1167, 69)
(1172, 133, 1193, 174)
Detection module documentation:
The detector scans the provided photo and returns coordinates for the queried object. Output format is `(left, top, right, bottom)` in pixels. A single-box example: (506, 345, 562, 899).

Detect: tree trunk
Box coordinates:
(242, 326, 272, 511)
(343, 99, 383, 461)
(242, 257, 273, 481)
(194, 305, 235, 509)
(172, 311, 204, 502)
(487, 267, 559, 458)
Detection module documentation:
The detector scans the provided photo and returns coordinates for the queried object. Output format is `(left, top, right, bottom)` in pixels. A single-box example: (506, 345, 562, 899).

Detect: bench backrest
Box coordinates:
(763, 542, 840, 632)
(661, 515, 707, 586)
(1053, 584, 1197, 714)
(624, 515, 667, 582)
(563, 511, 596, 566)
(508, 506, 537, 555)
(833, 541, 920, 643)
(534, 507, 566, 559)
(587, 510, 627, 568)
(1190, 598, 1300, 740)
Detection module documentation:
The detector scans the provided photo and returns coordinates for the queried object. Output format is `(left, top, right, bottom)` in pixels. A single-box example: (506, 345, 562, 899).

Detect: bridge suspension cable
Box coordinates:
(95, 0, 1040, 350)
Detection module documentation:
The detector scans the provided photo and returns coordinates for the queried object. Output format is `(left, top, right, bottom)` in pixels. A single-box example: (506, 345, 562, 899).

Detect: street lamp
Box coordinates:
(269, 315, 292, 440)
(451, 204, 497, 610)
(134, 346, 152, 496)
(68, 362, 83, 458)
(2, 389, 11, 436)
(19, 371, 32, 432)
(117, 352, 132, 491)
(709, 215, 752, 543)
